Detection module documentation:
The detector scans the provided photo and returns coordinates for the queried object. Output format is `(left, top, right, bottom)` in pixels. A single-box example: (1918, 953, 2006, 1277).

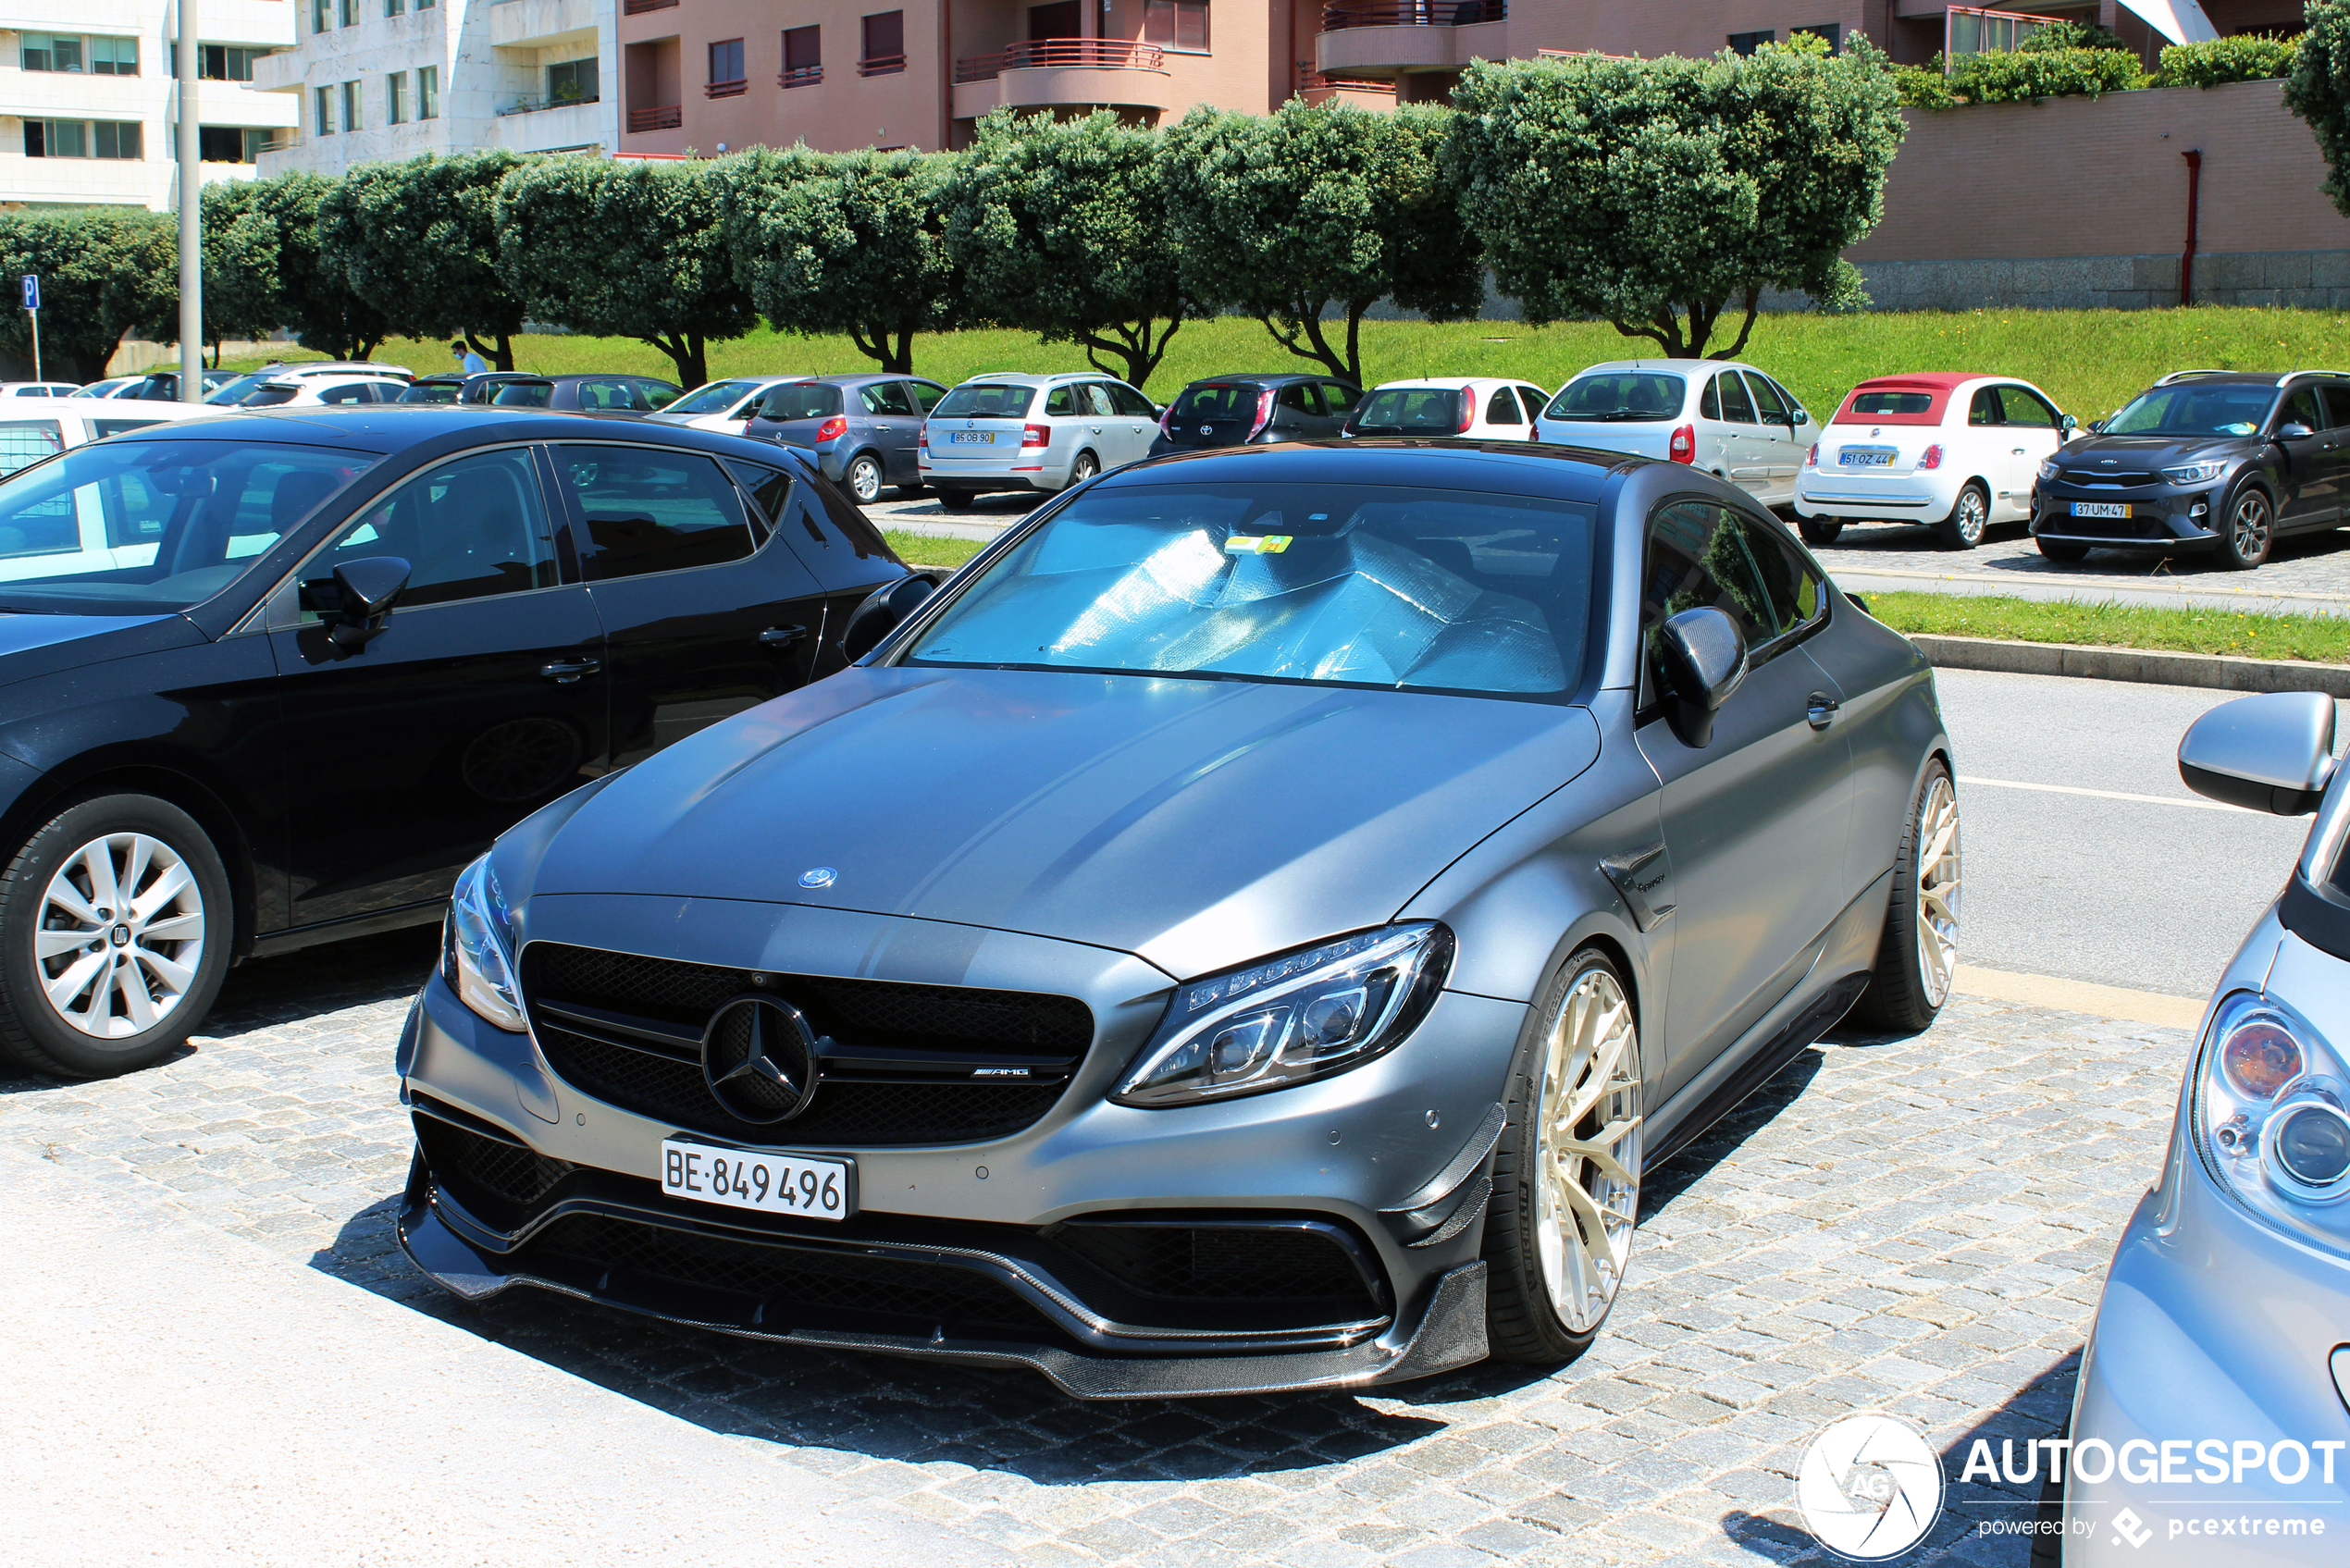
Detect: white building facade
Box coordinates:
(253, 0, 613, 176)
(0, 0, 298, 210)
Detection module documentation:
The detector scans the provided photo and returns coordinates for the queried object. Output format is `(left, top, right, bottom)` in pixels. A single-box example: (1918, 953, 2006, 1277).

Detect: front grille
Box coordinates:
(524, 943, 1092, 1146)
(2048, 515, 2169, 539)
(525, 1213, 1061, 1340)
(2060, 470, 2158, 487)
(1048, 1221, 1377, 1310)
(414, 1112, 575, 1210)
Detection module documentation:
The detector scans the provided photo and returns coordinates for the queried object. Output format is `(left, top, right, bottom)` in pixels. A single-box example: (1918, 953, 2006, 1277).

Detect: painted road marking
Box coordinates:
(1958, 774, 2255, 815)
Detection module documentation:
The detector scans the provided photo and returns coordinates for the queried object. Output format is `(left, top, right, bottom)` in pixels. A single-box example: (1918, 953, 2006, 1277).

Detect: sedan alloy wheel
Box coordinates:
(37, 831, 207, 1039)
(2222, 488, 2272, 569)
(1535, 964, 1644, 1334)
(1914, 773, 1961, 1009)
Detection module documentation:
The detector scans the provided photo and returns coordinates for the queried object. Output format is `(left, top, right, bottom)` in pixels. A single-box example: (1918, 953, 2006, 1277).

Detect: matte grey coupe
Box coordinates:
(398, 440, 1959, 1397)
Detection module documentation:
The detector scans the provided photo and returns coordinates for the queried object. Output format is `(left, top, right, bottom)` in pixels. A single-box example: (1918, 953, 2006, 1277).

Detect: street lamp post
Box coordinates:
(178, 0, 203, 404)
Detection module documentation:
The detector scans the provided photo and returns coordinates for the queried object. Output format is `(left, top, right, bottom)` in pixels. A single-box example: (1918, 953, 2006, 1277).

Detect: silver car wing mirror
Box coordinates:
(2179, 691, 2338, 815)
(1657, 607, 1749, 750)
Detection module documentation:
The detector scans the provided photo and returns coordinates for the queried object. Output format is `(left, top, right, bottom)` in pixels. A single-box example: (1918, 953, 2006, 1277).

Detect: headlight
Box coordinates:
(2161, 460, 2227, 485)
(1111, 923, 1453, 1107)
(2192, 992, 2350, 1249)
(440, 855, 526, 1032)
(2037, 458, 2060, 484)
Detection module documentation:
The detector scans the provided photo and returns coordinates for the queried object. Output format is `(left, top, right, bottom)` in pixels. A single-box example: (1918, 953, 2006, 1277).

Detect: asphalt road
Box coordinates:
(1934, 667, 2319, 999)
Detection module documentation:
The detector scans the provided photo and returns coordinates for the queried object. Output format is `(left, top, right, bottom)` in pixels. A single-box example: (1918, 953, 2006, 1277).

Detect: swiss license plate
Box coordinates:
(661, 1138, 854, 1221)
(1839, 449, 1896, 467)
(2070, 501, 2130, 519)
(947, 430, 996, 445)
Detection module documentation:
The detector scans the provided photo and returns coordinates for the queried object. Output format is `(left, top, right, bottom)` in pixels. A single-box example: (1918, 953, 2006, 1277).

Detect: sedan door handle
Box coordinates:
(540, 657, 602, 684)
(759, 624, 808, 650)
(1806, 692, 1840, 730)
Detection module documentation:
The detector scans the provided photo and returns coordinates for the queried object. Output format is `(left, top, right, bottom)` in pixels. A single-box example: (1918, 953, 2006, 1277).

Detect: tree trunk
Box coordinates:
(466, 331, 515, 372)
(1076, 315, 1183, 390)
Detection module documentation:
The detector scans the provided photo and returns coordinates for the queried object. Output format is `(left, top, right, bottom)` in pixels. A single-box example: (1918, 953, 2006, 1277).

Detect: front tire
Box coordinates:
(936, 488, 975, 512)
(1483, 947, 1644, 1364)
(2218, 486, 2274, 570)
(1935, 482, 1989, 549)
(1854, 762, 1961, 1033)
(844, 453, 885, 505)
(0, 793, 233, 1080)
(1797, 518, 1844, 547)
(2035, 536, 2090, 563)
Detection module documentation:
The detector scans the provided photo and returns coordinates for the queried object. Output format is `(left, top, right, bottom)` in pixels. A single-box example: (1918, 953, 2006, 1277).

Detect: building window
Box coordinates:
(782, 24, 821, 85)
(94, 119, 142, 158)
(418, 65, 439, 117)
(417, 0, 435, 10)
(1726, 30, 1775, 55)
(20, 33, 84, 71)
(548, 56, 598, 104)
(199, 125, 272, 162)
(315, 86, 333, 133)
(388, 0, 406, 14)
(387, 70, 407, 123)
(23, 120, 142, 158)
(201, 46, 268, 81)
(1143, 0, 1207, 51)
(93, 36, 139, 74)
(860, 11, 904, 74)
(340, 0, 358, 26)
(709, 37, 746, 93)
(341, 80, 360, 132)
(1793, 23, 1840, 50)
(312, 0, 330, 33)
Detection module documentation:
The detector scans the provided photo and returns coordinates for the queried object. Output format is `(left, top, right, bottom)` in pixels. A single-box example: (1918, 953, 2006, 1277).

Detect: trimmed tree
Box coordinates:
(944, 109, 1197, 389)
(0, 209, 179, 381)
(223, 173, 389, 362)
(320, 151, 529, 370)
(201, 180, 288, 357)
(1447, 35, 1904, 359)
(720, 147, 962, 375)
(2288, 3, 2350, 218)
(1163, 99, 1483, 387)
(494, 155, 757, 388)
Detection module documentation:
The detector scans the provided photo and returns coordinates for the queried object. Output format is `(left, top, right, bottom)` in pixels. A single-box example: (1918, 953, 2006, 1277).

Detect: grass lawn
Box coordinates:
(1864, 590, 2350, 664)
(228, 306, 2350, 426)
(882, 529, 987, 570)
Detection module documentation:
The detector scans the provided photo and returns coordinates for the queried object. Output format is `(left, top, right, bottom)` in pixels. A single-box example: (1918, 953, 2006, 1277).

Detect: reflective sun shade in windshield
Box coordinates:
(907, 482, 1596, 698)
(1545, 374, 1686, 422)
(2109, 384, 2278, 438)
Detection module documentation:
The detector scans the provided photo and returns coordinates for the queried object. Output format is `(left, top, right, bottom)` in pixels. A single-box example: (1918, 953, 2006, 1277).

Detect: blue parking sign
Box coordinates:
(19, 276, 35, 312)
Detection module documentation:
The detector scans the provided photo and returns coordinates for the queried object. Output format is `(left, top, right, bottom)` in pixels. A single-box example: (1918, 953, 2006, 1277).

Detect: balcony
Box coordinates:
(951, 38, 1168, 118)
(497, 92, 600, 116)
(250, 47, 303, 93)
(778, 65, 822, 88)
(628, 103, 682, 131)
(623, 0, 677, 10)
(495, 97, 612, 152)
(490, 0, 601, 51)
(1315, 0, 1507, 80)
(705, 77, 747, 98)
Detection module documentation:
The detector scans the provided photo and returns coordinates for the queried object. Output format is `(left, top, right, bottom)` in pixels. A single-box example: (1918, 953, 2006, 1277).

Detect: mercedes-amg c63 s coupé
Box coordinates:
(398, 439, 1960, 1398)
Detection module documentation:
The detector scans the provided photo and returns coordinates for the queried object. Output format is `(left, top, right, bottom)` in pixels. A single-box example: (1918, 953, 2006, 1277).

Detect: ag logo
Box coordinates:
(1794, 1413, 1944, 1560)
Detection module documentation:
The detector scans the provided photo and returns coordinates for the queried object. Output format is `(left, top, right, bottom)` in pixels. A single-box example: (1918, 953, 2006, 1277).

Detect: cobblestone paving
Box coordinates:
(1, 931, 2192, 1567)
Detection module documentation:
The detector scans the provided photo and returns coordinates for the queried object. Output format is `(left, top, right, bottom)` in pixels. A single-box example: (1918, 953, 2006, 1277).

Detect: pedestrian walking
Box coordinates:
(452, 340, 489, 376)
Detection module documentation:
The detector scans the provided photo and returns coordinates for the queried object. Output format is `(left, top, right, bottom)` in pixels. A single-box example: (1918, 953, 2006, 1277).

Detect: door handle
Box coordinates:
(759, 624, 808, 650)
(540, 658, 601, 684)
(1806, 692, 1839, 730)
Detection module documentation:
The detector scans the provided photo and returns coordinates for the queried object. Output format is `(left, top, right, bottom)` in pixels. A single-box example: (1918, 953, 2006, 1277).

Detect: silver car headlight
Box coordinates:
(440, 854, 526, 1032)
(2036, 458, 2060, 484)
(2161, 459, 2227, 485)
(1112, 923, 1453, 1107)
(2191, 991, 2350, 1250)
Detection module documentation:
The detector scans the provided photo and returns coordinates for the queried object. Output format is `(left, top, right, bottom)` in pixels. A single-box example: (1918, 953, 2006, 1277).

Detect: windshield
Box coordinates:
(2108, 383, 2278, 438)
(244, 385, 300, 407)
(934, 384, 1035, 420)
(667, 380, 758, 415)
(398, 381, 464, 404)
(489, 381, 555, 408)
(208, 372, 281, 406)
(0, 438, 376, 611)
(1544, 373, 1686, 422)
(906, 481, 1596, 698)
(755, 382, 843, 421)
(1169, 384, 1265, 421)
(1350, 389, 1465, 437)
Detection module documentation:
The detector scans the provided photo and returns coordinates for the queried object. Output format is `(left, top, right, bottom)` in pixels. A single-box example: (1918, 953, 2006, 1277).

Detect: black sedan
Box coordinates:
(457, 374, 683, 414)
(0, 408, 918, 1080)
(1147, 373, 1362, 457)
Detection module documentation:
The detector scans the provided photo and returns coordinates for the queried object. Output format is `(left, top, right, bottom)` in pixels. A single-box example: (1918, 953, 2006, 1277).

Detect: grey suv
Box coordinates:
(918, 372, 1159, 510)
(740, 374, 949, 503)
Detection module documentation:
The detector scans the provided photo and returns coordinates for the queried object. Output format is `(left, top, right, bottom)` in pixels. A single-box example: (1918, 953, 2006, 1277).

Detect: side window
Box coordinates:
(719, 459, 792, 541)
(1639, 500, 1775, 705)
(1044, 385, 1077, 416)
(910, 381, 948, 414)
(1278, 382, 1322, 415)
(1321, 382, 1361, 415)
(557, 446, 756, 581)
(2278, 387, 2324, 432)
(1715, 373, 1755, 425)
(1107, 382, 1156, 417)
(1486, 387, 1524, 425)
(1699, 377, 1721, 421)
(307, 448, 557, 612)
(1996, 386, 2057, 427)
(1083, 383, 1122, 418)
(637, 381, 679, 410)
(1742, 515, 1826, 637)
(1745, 374, 1788, 425)
(0, 418, 65, 480)
(1517, 387, 1549, 421)
(861, 381, 916, 416)
(317, 382, 372, 404)
(1968, 388, 2001, 426)
(2321, 386, 2350, 429)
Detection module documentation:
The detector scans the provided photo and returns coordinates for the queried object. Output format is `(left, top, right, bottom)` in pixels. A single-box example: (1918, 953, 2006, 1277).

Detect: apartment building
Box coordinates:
(0, 0, 298, 210)
(252, 0, 618, 177)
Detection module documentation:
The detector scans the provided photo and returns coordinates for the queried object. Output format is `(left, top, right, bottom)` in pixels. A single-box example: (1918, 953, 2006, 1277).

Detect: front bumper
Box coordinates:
(2032, 482, 2222, 553)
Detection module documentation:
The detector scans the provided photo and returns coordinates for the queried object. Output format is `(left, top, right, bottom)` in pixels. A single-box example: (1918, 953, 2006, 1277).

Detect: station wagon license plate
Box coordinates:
(661, 1138, 854, 1221)
(1839, 449, 1896, 467)
(947, 430, 997, 445)
(2070, 501, 2131, 519)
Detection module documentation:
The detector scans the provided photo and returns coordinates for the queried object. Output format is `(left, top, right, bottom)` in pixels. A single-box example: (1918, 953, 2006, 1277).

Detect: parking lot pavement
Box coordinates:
(1, 922, 2188, 1567)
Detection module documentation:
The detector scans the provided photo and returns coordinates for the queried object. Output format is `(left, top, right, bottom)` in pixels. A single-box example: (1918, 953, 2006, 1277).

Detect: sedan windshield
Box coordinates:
(756, 382, 845, 421)
(489, 381, 556, 408)
(2108, 384, 2278, 438)
(666, 379, 760, 415)
(397, 381, 464, 404)
(1350, 389, 1465, 437)
(1545, 374, 1686, 422)
(207, 372, 281, 406)
(1169, 384, 1265, 421)
(0, 438, 376, 612)
(906, 481, 1596, 698)
(934, 384, 1035, 420)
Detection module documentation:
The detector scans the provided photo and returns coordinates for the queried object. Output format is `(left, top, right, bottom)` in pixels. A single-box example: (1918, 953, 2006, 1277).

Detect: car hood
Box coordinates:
(2057, 433, 2245, 471)
(529, 666, 1602, 981)
(0, 611, 199, 691)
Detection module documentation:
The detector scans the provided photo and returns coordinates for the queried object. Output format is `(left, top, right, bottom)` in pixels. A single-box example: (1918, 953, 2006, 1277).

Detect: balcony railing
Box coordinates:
(860, 52, 906, 76)
(953, 37, 1165, 84)
(627, 103, 682, 131)
(496, 93, 600, 117)
(622, 0, 676, 12)
(1295, 65, 1396, 96)
(1320, 0, 1503, 30)
(705, 77, 747, 98)
(778, 64, 822, 87)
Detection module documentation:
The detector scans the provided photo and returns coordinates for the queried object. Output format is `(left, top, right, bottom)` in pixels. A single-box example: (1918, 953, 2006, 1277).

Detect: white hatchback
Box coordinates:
(1793, 373, 2074, 549)
(0, 401, 219, 582)
(1532, 360, 1815, 507)
(1342, 378, 1551, 440)
(647, 376, 806, 434)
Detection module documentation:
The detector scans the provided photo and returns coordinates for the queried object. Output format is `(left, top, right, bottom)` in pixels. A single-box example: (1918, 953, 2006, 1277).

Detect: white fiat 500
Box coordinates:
(1794, 373, 2075, 550)
(1532, 360, 1815, 509)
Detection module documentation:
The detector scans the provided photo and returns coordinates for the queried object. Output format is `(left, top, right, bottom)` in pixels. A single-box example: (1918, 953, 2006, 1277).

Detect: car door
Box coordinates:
(1740, 373, 1802, 504)
(551, 441, 831, 767)
(1104, 380, 1160, 453)
(1634, 499, 1854, 1099)
(1483, 385, 1528, 440)
(2273, 384, 2339, 530)
(1993, 385, 2064, 520)
(1077, 383, 1138, 466)
(1319, 382, 1363, 437)
(2315, 386, 2350, 528)
(268, 444, 611, 931)
(859, 380, 922, 483)
(1516, 387, 1552, 439)
(1709, 371, 1768, 495)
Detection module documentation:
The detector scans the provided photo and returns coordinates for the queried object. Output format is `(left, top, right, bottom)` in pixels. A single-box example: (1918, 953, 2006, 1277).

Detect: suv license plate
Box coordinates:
(1839, 450, 1895, 467)
(2070, 501, 2130, 519)
(948, 430, 996, 445)
(661, 1138, 854, 1221)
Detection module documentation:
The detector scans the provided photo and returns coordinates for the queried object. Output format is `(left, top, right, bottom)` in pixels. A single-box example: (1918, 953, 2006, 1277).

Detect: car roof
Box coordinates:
(1178, 373, 1338, 388)
(1367, 378, 1521, 392)
(1569, 360, 1773, 377)
(108, 405, 840, 463)
(791, 372, 941, 387)
(1849, 373, 1989, 391)
(1098, 437, 1636, 502)
(961, 372, 1107, 387)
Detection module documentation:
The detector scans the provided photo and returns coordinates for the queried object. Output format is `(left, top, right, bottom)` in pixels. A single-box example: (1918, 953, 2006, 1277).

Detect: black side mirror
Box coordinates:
(839, 573, 937, 663)
(1656, 606, 1748, 749)
(2278, 422, 2317, 440)
(2088, 418, 2107, 435)
(303, 555, 411, 651)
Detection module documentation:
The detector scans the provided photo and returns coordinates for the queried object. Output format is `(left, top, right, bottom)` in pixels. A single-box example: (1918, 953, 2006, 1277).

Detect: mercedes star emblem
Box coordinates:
(701, 994, 821, 1123)
(799, 867, 836, 888)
